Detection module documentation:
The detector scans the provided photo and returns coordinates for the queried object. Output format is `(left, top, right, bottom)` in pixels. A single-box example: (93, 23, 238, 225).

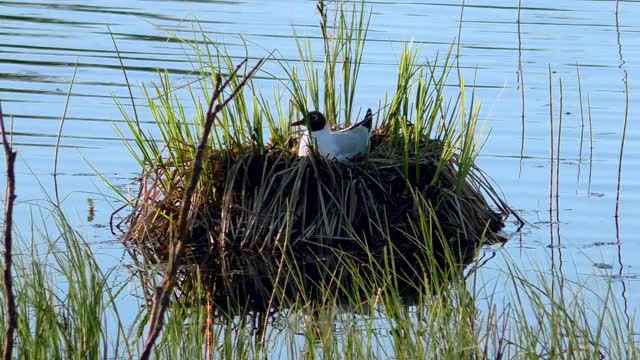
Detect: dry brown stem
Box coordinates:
(0, 101, 17, 360)
(140, 58, 265, 359)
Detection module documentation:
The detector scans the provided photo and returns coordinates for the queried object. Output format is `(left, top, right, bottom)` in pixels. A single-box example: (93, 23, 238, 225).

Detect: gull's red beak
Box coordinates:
(290, 120, 305, 127)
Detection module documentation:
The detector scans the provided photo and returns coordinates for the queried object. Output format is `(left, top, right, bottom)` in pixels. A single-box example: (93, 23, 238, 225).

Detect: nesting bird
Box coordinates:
(290, 109, 373, 161)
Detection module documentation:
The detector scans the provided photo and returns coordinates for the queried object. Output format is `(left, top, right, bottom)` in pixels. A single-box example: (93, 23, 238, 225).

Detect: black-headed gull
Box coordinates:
(291, 109, 373, 161)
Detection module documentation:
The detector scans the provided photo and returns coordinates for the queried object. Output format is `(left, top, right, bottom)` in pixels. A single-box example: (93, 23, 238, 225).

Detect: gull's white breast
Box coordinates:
(298, 127, 370, 161)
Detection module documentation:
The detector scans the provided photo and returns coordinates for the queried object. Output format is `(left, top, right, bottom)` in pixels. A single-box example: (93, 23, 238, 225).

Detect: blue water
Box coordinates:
(1, 0, 639, 349)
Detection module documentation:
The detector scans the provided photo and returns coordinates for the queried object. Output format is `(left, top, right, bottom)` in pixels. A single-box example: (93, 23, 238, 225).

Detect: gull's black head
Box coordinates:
(290, 111, 327, 132)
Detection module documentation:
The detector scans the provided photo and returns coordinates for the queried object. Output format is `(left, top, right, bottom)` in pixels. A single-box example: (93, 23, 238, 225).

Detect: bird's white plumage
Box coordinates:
(297, 125, 370, 161)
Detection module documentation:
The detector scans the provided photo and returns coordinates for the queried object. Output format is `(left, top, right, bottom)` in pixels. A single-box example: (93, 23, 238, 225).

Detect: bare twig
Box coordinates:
(0, 101, 17, 360)
(140, 58, 265, 359)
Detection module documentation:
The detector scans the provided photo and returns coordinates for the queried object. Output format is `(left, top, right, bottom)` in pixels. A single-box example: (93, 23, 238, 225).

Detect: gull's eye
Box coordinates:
(311, 114, 318, 121)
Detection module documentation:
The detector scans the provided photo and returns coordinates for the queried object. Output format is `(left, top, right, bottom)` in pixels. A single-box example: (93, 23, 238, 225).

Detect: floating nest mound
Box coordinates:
(123, 127, 517, 267)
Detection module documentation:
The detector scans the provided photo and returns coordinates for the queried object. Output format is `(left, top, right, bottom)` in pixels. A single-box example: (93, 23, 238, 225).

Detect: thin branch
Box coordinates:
(140, 57, 265, 359)
(0, 100, 17, 360)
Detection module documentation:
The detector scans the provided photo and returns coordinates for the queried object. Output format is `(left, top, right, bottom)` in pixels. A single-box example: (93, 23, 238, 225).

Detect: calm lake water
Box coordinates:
(2, 0, 640, 350)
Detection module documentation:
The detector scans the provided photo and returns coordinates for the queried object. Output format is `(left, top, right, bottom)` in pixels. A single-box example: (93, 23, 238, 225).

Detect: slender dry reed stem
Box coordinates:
(517, 0, 525, 158)
(140, 58, 265, 359)
(576, 65, 585, 183)
(260, 235, 288, 345)
(615, 0, 628, 220)
(548, 66, 554, 214)
(615, 75, 628, 220)
(205, 291, 213, 360)
(549, 65, 559, 298)
(0, 101, 17, 360)
(554, 76, 566, 292)
(548, 67, 556, 298)
(587, 95, 593, 195)
(53, 61, 78, 206)
(556, 78, 562, 220)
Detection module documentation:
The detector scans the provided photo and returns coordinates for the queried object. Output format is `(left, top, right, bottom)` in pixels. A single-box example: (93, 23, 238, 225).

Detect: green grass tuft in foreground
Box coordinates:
(0, 204, 636, 358)
(0, 1, 635, 358)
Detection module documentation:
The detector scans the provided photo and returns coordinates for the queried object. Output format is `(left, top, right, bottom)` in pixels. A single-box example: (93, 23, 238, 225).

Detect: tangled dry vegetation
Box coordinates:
(114, 2, 522, 296)
(112, 4, 524, 351)
(122, 126, 515, 267)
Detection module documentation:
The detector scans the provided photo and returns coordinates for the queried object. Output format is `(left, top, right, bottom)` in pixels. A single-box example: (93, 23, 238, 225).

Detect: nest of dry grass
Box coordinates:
(121, 127, 516, 268)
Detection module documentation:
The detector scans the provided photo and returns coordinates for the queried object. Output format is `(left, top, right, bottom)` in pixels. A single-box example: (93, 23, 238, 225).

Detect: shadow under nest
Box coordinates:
(123, 131, 516, 267)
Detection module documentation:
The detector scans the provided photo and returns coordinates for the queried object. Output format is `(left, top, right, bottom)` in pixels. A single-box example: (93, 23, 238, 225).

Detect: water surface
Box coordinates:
(1, 0, 639, 350)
